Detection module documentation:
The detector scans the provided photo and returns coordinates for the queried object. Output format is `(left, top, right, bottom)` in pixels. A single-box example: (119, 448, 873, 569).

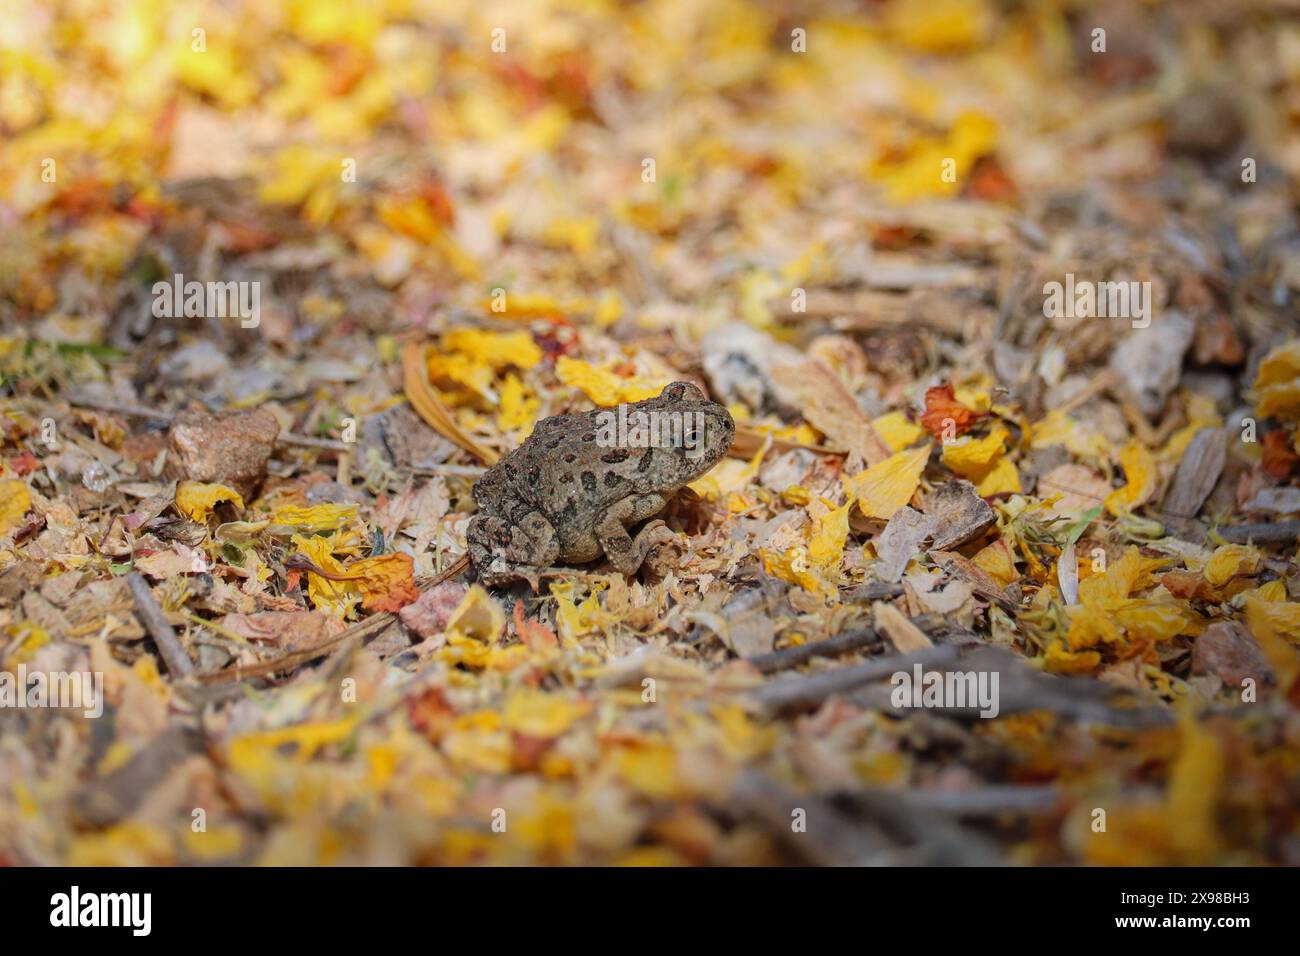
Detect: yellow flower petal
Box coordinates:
(972, 539, 1019, 587)
(442, 329, 542, 370)
(941, 427, 1006, 477)
(1029, 409, 1109, 460)
(176, 481, 244, 523)
(870, 411, 925, 453)
(761, 546, 828, 597)
(1256, 381, 1300, 420)
(886, 0, 994, 53)
(807, 499, 852, 568)
(496, 372, 539, 432)
(844, 443, 931, 520)
(555, 357, 669, 407)
(270, 502, 358, 532)
(1166, 708, 1224, 863)
(1104, 442, 1157, 516)
(0, 479, 32, 537)
(549, 580, 610, 643)
(1245, 594, 1300, 690)
(690, 434, 767, 502)
(501, 691, 592, 739)
(1253, 339, 1300, 419)
(1254, 339, 1300, 389)
(975, 456, 1021, 496)
(1043, 642, 1102, 674)
(446, 584, 507, 644)
(1202, 544, 1260, 588)
(292, 533, 359, 619)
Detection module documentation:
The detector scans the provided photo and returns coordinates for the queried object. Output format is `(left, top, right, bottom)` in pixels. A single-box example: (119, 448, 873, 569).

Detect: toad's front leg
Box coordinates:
(467, 508, 561, 587)
(594, 493, 675, 575)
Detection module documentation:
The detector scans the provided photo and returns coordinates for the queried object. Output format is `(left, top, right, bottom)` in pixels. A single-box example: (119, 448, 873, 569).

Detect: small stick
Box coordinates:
(728, 772, 896, 866)
(748, 645, 960, 717)
(1216, 520, 1300, 545)
(833, 789, 1007, 866)
(1056, 369, 1116, 415)
(745, 628, 885, 675)
(283, 433, 349, 452)
(409, 465, 488, 479)
(745, 614, 943, 675)
(879, 785, 1064, 818)
(126, 572, 196, 679)
(200, 610, 393, 685)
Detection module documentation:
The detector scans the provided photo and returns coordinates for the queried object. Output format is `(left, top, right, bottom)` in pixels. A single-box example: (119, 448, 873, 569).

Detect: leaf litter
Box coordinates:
(0, 0, 1299, 866)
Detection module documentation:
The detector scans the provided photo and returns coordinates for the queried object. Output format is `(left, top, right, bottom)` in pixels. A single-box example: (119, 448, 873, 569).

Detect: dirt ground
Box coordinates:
(2, 0, 1300, 865)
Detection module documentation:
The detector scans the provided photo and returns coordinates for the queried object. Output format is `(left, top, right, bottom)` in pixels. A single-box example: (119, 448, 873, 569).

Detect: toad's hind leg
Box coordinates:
(467, 509, 560, 586)
(594, 494, 673, 575)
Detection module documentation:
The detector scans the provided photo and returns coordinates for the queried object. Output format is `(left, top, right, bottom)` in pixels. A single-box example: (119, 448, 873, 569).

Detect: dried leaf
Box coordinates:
(403, 342, 499, 464)
(769, 361, 889, 466)
(919, 384, 981, 440)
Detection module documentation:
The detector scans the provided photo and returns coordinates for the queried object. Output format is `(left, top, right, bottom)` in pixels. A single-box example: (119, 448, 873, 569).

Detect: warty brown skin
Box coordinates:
(468, 382, 734, 585)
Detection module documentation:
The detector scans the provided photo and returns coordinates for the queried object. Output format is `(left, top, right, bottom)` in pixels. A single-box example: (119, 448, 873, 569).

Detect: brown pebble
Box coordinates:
(165, 406, 280, 499)
(399, 580, 470, 641)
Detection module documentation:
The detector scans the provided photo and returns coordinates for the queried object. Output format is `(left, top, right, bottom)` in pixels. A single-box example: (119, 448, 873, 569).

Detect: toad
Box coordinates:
(468, 382, 735, 586)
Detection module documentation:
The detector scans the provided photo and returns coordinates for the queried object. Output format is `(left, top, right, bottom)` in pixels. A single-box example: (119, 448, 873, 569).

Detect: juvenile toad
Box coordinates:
(468, 382, 735, 586)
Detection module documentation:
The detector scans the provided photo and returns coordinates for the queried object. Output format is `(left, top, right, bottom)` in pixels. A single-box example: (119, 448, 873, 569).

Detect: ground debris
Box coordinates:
(1, 0, 1299, 868)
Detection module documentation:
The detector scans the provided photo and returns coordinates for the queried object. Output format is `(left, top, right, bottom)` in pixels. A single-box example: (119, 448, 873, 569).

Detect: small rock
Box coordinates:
(218, 609, 344, 652)
(399, 580, 469, 640)
(165, 406, 279, 499)
(1192, 621, 1272, 688)
(365, 625, 413, 659)
(81, 460, 115, 493)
